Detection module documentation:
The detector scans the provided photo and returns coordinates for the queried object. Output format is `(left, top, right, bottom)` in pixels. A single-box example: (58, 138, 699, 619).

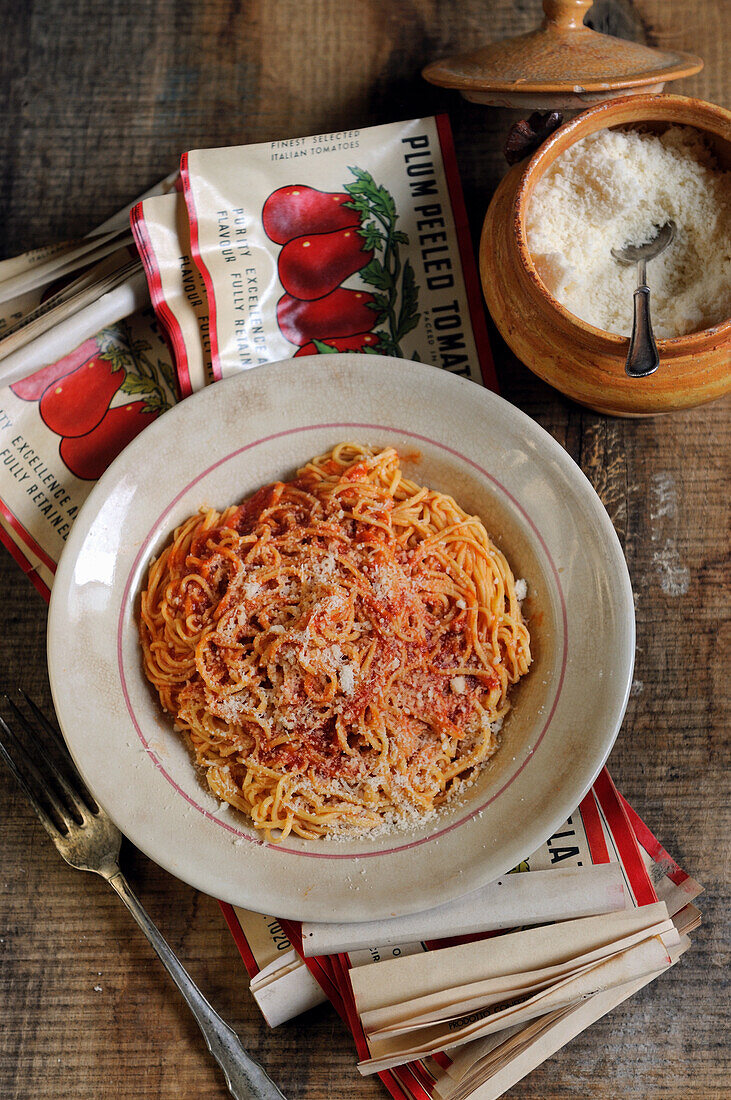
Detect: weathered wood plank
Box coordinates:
(0, 2, 728, 1098)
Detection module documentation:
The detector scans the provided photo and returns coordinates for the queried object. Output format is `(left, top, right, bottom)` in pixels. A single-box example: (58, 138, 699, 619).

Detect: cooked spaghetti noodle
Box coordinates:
(140, 444, 531, 840)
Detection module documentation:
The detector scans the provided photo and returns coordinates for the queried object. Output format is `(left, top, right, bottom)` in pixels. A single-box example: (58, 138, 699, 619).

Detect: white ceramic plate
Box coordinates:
(48, 355, 634, 922)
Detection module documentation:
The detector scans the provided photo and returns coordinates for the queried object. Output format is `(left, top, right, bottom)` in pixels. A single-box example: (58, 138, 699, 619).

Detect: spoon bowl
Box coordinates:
(611, 219, 676, 267)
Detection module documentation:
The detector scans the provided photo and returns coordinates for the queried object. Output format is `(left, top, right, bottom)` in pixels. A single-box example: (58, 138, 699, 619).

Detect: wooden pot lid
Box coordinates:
(422, 0, 703, 109)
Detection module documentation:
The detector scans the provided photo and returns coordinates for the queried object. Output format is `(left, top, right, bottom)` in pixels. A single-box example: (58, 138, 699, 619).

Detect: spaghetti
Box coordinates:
(139, 444, 531, 840)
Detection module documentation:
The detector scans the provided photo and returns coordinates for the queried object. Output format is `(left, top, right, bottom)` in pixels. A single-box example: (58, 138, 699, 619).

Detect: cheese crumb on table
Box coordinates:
(526, 126, 731, 338)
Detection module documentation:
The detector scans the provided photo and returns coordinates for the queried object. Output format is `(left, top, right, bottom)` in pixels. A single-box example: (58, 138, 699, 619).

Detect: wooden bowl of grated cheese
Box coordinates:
(480, 93, 731, 416)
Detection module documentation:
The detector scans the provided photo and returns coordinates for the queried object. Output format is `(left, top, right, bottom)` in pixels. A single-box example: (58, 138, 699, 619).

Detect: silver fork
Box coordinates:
(0, 690, 287, 1100)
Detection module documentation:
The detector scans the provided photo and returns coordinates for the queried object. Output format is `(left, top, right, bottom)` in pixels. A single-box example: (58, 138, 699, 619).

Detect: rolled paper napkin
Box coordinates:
(0, 268, 149, 386)
(0, 169, 179, 381)
(0, 226, 132, 305)
(0, 248, 141, 361)
(301, 864, 626, 957)
(0, 167, 177, 306)
(248, 949, 327, 1028)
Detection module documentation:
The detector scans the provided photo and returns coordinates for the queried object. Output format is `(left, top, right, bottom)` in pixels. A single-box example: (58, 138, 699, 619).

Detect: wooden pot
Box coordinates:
(480, 93, 731, 417)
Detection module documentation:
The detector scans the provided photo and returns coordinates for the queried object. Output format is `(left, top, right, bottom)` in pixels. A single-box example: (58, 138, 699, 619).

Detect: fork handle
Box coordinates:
(107, 871, 287, 1100)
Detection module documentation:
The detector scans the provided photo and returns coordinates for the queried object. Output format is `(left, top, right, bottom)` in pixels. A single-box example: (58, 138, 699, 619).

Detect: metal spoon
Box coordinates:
(611, 220, 676, 379)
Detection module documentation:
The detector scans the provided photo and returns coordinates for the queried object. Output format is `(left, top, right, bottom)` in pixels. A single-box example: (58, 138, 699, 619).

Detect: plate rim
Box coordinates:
(47, 354, 635, 920)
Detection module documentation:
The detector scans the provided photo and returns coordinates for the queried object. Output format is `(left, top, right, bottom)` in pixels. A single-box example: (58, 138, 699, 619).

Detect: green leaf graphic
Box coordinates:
(312, 339, 341, 354)
(120, 375, 159, 396)
(359, 258, 392, 290)
(345, 165, 418, 358)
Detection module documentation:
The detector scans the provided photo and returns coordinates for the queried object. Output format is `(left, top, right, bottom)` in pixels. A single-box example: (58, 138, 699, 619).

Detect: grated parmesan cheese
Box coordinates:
(339, 663, 355, 695)
(514, 578, 527, 602)
(526, 126, 731, 338)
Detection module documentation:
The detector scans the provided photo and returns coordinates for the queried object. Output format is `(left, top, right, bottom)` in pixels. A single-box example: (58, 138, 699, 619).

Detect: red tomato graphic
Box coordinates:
(278, 228, 373, 301)
(59, 401, 159, 480)
(10, 339, 98, 401)
(277, 289, 376, 346)
(263, 185, 360, 245)
(40, 357, 124, 437)
(294, 333, 380, 356)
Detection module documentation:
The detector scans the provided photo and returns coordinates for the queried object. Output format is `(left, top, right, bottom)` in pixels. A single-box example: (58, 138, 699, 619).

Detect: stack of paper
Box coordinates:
(222, 770, 702, 1100)
(0, 173, 177, 384)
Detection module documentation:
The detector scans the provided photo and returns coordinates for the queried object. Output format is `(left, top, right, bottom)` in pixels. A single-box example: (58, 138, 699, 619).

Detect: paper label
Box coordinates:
(182, 116, 495, 387)
(0, 313, 176, 573)
(231, 908, 293, 972)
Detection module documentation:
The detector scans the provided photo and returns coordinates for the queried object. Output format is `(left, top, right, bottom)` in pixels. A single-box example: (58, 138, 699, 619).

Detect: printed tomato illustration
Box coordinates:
(39, 357, 124, 437)
(278, 228, 374, 301)
(263, 185, 361, 245)
(294, 333, 380, 357)
(10, 339, 98, 401)
(277, 289, 376, 346)
(59, 401, 159, 480)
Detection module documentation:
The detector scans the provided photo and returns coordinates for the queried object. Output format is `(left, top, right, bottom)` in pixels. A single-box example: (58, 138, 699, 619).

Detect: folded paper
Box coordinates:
(358, 931, 681, 1074)
(301, 863, 626, 957)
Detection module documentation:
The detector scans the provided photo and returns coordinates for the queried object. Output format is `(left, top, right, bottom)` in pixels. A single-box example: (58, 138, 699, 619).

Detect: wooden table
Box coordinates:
(0, 2, 728, 1097)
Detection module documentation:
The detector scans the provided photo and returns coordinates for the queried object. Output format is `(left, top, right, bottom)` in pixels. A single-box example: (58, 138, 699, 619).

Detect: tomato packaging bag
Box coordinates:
(0, 312, 177, 598)
(181, 116, 496, 388)
(0, 178, 181, 594)
(130, 193, 214, 396)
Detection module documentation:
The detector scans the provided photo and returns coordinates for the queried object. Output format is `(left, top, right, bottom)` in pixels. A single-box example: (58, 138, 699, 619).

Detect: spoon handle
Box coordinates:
(625, 268, 660, 378)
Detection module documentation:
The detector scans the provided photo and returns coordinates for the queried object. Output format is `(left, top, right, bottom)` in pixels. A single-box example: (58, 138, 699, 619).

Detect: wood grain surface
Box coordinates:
(0, 2, 728, 1098)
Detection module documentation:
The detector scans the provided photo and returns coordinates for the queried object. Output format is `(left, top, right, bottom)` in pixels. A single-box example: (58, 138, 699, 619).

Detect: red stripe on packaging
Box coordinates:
(593, 769, 657, 906)
(620, 793, 690, 888)
(579, 784, 611, 865)
(129, 202, 190, 399)
(179, 152, 224, 382)
(0, 524, 51, 601)
(0, 495, 57, 576)
(435, 113, 498, 392)
(218, 901, 261, 979)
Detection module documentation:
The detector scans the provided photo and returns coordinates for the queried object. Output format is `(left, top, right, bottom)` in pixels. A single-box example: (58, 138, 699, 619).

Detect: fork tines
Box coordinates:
(0, 689, 98, 837)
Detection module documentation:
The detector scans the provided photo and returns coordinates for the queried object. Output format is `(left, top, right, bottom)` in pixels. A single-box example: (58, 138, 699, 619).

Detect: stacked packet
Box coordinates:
(0, 116, 702, 1098)
(0, 173, 178, 386)
(225, 772, 701, 1100)
(0, 116, 494, 590)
